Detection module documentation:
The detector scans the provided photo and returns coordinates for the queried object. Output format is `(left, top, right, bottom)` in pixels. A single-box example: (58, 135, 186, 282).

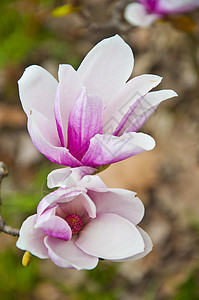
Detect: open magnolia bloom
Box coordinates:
(18, 35, 177, 170)
(124, 0, 199, 27)
(16, 172, 152, 270)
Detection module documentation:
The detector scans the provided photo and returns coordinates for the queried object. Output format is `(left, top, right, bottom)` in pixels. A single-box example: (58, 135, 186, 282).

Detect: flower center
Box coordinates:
(65, 214, 83, 235)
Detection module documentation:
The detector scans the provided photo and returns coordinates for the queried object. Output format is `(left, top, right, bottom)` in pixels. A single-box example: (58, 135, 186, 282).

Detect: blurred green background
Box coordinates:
(0, 0, 199, 299)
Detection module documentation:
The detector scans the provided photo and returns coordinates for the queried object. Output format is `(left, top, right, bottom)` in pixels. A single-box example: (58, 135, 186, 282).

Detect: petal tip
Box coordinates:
(147, 136, 156, 150)
(150, 75, 163, 83)
(171, 91, 178, 97)
(140, 134, 156, 151)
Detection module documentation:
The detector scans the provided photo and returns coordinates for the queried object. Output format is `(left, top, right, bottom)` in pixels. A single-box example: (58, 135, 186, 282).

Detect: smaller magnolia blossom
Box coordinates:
(18, 35, 177, 172)
(16, 169, 152, 270)
(124, 0, 199, 27)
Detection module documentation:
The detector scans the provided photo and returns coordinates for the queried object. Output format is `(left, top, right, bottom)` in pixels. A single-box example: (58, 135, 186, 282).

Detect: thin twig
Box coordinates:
(0, 162, 19, 237)
(187, 32, 199, 80)
(0, 162, 8, 207)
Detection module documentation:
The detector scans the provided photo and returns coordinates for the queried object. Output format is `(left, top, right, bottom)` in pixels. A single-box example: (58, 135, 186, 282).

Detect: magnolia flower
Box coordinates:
(18, 35, 177, 170)
(16, 170, 152, 270)
(124, 0, 199, 27)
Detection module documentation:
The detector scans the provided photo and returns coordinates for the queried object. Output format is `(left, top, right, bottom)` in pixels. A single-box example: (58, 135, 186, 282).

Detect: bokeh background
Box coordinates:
(0, 0, 199, 299)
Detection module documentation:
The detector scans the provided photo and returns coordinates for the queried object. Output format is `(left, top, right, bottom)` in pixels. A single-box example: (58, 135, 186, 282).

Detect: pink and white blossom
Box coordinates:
(18, 35, 177, 170)
(16, 171, 152, 270)
(124, 0, 199, 27)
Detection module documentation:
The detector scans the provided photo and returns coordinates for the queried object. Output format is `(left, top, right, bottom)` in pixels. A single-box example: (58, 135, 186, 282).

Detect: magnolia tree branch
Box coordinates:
(0, 162, 19, 237)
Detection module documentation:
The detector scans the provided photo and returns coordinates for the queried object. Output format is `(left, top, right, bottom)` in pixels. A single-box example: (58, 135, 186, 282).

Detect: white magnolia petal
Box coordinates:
(80, 194, 97, 218)
(80, 175, 108, 191)
(58, 193, 96, 219)
(124, 89, 178, 133)
(89, 188, 144, 225)
(27, 109, 82, 167)
(81, 132, 155, 167)
(37, 188, 83, 217)
(124, 3, 159, 27)
(18, 65, 58, 120)
(47, 167, 97, 189)
(57, 64, 83, 141)
(76, 213, 145, 260)
(44, 236, 98, 270)
(112, 227, 153, 262)
(67, 88, 103, 161)
(102, 74, 162, 134)
(47, 168, 72, 188)
(77, 35, 134, 106)
(35, 207, 72, 241)
(16, 215, 48, 259)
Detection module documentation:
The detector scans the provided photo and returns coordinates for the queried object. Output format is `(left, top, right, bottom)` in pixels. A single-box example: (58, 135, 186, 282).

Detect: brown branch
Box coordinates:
(0, 162, 19, 237)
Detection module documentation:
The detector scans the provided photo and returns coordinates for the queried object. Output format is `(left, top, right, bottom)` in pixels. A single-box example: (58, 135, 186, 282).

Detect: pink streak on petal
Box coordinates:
(113, 94, 146, 136)
(124, 89, 177, 134)
(28, 109, 82, 167)
(157, 0, 199, 14)
(36, 208, 72, 241)
(67, 89, 103, 161)
(57, 64, 83, 141)
(54, 87, 65, 147)
(81, 132, 155, 167)
(102, 75, 162, 134)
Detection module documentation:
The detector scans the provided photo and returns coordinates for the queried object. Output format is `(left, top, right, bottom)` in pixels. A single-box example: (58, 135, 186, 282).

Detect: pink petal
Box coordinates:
(79, 194, 96, 218)
(47, 168, 73, 188)
(56, 64, 83, 143)
(88, 188, 144, 225)
(44, 236, 98, 270)
(37, 188, 83, 216)
(28, 109, 82, 167)
(124, 90, 178, 134)
(16, 215, 48, 259)
(77, 35, 134, 106)
(67, 89, 103, 161)
(124, 3, 159, 27)
(112, 227, 153, 261)
(18, 65, 58, 121)
(54, 87, 65, 147)
(28, 108, 60, 145)
(81, 132, 155, 167)
(80, 175, 108, 191)
(47, 166, 97, 189)
(158, 0, 199, 14)
(113, 93, 145, 136)
(59, 193, 96, 219)
(76, 213, 145, 260)
(102, 74, 162, 134)
(35, 208, 72, 241)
